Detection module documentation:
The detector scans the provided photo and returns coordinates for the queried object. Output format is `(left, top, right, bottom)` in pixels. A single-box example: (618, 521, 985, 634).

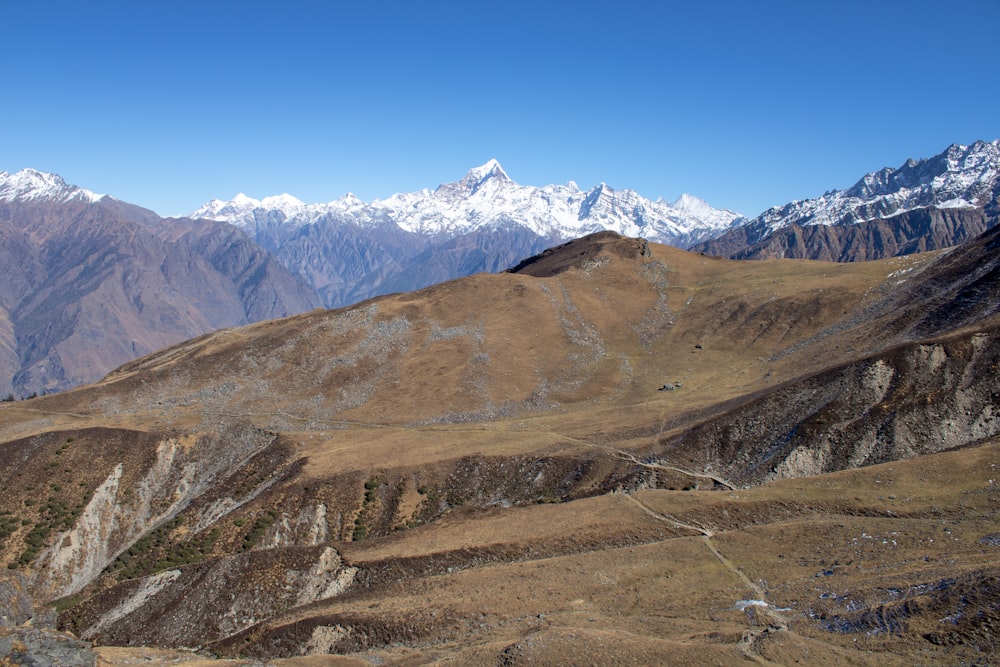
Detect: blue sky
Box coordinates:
(2, 0, 998, 218)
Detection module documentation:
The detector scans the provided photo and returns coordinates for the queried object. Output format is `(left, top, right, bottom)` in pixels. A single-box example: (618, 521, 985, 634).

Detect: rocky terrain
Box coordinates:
(0, 228, 998, 664)
(0, 569, 95, 665)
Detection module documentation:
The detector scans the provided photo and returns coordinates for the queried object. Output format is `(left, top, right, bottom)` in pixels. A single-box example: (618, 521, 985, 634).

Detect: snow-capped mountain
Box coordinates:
(0, 168, 105, 204)
(188, 161, 746, 308)
(751, 140, 1000, 234)
(192, 160, 745, 247)
(693, 140, 1000, 262)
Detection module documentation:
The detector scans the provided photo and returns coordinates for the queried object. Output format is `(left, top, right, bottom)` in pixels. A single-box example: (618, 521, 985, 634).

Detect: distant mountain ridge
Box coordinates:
(693, 140, 1000, 260)
(0, 175, 321, 397)
(191, 160, 745, 307)
(192, 159, 744, 244)
(0, 168, 105, 205)
(3, 139, 999, 395)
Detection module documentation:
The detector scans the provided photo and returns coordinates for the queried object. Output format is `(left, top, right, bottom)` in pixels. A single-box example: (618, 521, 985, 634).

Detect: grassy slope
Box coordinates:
(0, 233, 996, 664)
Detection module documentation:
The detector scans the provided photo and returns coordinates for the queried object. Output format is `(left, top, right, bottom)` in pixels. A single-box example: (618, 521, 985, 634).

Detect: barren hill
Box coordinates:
(1, 230, 999, 665)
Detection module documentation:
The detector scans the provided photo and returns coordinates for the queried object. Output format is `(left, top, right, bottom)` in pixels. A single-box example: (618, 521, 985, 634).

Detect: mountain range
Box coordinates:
(190, 159, 744, 308)
(1, 224, 998, 664)
(1, 139, 997, 397)
(693, 139, 1000, 259)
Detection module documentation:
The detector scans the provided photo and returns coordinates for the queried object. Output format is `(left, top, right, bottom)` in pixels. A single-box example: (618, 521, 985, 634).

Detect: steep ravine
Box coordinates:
(656, 326, 1000, 486)
(56, 452, 650, 648)
(0, 423, 284, 600)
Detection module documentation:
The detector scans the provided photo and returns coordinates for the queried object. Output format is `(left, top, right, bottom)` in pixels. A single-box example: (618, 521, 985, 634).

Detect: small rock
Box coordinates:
(0, 571, 34, 628)
(0, 627, 96, 667)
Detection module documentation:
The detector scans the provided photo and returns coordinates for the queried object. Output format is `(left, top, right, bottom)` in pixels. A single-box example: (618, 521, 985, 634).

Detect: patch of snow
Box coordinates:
(936, 198, 973, 209)
(735, 599, 792, 612)
(735, 599, 771, 610)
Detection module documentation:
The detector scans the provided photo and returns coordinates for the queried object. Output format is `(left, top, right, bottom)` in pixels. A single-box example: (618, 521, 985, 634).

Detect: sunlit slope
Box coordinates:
(35, 232, 938, 432)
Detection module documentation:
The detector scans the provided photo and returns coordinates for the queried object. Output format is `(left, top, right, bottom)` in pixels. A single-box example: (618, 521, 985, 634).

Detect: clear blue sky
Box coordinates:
(2, 1, 998, 218)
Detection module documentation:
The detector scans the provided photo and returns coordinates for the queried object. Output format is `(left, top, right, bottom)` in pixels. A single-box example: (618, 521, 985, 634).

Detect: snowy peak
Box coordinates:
(752, 140, 1000, 232)
(192, 191, 316, 230)
(261, 193, 305, 210)
(231, 193, 259, 207)
(191, 194, 260, 221)
(845, 140, 999, 203)
(0, 168, 104, 204)
(673, 193, 711, 214)
(192, 163, 744, 246)
(451, 159, 513, 197)
(464, 158, 508, 183)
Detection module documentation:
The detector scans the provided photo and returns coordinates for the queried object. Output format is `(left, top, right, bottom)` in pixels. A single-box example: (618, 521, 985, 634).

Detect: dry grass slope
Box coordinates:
(0, 230, 998, 665)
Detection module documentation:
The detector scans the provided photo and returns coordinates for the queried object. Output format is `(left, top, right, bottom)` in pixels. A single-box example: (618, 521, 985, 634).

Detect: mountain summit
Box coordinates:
(458, 158, 510, 189)
(0, 168, 105, 204)
(192, 161, 744, 244)
(694, 140, 1000, 261)
(191, 162, 745, 307)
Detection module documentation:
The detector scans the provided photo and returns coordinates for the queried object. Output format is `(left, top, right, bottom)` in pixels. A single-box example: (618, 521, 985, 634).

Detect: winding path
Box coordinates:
(623, 492, 789, 664)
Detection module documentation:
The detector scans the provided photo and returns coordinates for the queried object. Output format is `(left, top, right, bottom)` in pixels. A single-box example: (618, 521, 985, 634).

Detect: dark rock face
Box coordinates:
(0, 627, 96, 667)
(0, 198, 321, 397)
(693, 207, 993, 261)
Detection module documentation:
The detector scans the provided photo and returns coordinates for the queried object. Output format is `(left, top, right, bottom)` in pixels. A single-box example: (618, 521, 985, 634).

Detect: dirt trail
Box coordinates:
(623, 493, 790, 664)
(613, 447, 736, 490)
(541, 429, 737, 490)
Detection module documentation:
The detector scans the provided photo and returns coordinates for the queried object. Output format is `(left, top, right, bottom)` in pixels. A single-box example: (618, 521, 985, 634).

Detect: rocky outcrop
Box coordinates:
(0, 424, 284, 601)
(65, 545, 356, 648)
(665, 329, 1000, 486)
(1, 570, 95, 666)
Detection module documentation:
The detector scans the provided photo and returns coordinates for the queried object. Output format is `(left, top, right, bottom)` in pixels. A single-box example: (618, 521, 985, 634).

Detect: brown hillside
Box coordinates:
(1, 230, 999, 665)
